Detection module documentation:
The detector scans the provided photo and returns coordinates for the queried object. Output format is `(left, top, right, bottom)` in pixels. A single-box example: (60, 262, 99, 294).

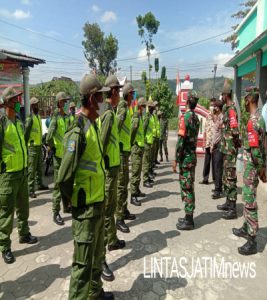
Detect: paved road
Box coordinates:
(1, 131, 267, 299)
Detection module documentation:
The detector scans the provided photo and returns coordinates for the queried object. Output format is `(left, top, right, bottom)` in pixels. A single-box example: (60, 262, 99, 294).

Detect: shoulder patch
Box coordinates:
(178, 115, 186, 137)
(229, 109, 238, 128)
(67, 140, 76, 152)
(247, 119, 259, 147)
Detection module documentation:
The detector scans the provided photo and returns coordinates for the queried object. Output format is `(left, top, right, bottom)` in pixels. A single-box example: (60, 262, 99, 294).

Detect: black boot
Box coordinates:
(232, 224, 248, 239)
(160, 156, 163, 162)
(178, 217, 185, 223)
(166, 155, 169, 162)
(176, 214, 194, 230)
(19, 232, 38, 244)
(38, 184, 49, 191)
(155, 160, 160, 165)
(143, 181, 153, 188)
(108, 239, 126, 251)
(116, 219, 130, 233)
(53, 213, 65, 226)
(97, 289, 114, 300)
(131, 195, 141, 206)
(29, 192, 37, 198)
(137, 189, 146, 197)
(217, 198, 230, 211)
(124, 209, 136, 220)
(238, 235, 257, 255)
(2, 249, 15, 264)
(222, 201, 237, 219)
(102, 261, 115, 281)
(212, 191, 223, 199)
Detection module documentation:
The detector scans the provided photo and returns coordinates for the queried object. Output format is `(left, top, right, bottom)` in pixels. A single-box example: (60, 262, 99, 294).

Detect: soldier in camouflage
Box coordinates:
(233, 87, 266, 255)
(159, 111, 169, 162)
(173, 90, 200, 230)
(217, 84, 240, 219)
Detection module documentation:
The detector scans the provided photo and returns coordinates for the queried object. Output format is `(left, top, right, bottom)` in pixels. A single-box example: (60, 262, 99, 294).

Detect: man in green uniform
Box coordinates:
(159, 111, 169, 162)
(173, 90, 200, 230)
(46, 91, 71, 225)
(153, 103, 161, 165)
(25, 97, 49, 198)
(57, 74, 113, 300)
(233, 87, 266, 255)
(217, 84, 240, 219)
(99, 75, 126, 282)
(68, 102, 76, 124)
(142, 99, 155, 188)
(0, 87, 38, 264)
(130, 97, 147, 206)
(116, 82, 135, 233)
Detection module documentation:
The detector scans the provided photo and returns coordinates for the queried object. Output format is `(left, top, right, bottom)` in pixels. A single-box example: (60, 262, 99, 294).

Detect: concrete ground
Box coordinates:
(1, 131, 267, 300)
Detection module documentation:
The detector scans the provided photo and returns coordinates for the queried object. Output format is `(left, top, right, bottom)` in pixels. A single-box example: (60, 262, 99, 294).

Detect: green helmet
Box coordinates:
(56, 91, 71, 102)
(122, 82, 135, 97)
(147, 99, 155, 107)
(30, 97, 39, 105)
(80, 74, 110, 96)
(138, 97, 147, 106)
(244, 86, 259, 99)
(105, 75, 123, 88)
(1, 87, 23, 104)
(187, 90, 199, 101)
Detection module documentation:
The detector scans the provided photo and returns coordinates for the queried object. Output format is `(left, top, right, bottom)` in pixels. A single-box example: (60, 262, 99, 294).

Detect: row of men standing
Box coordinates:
(173, 85, 266, 257)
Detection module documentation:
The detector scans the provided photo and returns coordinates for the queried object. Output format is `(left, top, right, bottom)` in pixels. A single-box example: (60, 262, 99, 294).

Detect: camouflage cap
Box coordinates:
(157, 110, 163, 116)
(147, 99, 155, 107)
(56, 91, 71, 102)
(105, 75, 123, 88)
(80, 74, 110, 96)
(30, 97, 39, 105)
(122, 82, 135, 97)
(153, 101, 159, 106)
(138, 97, 147, 106)
(69, 101, 76, 108)
(187, 90, 199, 101)
(1, 87, 23, 103)
(245, 86, 259, 99)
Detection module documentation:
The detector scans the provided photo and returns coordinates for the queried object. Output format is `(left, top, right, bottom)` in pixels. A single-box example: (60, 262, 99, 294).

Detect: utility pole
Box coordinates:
(212, 64, 217, 98)
(130, 65, 132, 83)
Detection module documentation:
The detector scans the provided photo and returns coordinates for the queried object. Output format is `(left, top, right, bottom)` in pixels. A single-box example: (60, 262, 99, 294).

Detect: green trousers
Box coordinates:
(154, 137, 160, 162)
(104, 166, 119, 256)
(179, 165, 196, 215)
(223, 153, 237, 202)
(243, 156, 259, 236)
(28, 145, 44, 193)
(69, 201, 104, 300)
(0, 170, 30, 252)
(142, 143, 152, 182)
(116, 152, 129, 220)
(130, 144, 144, 195)
(52, 155, 63, 213)
(159, 138, 168, 159)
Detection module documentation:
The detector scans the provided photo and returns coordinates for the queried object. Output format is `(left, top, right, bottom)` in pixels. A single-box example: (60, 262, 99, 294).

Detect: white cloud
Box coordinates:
(92, 5, 100, 12)
(213, 53, 234, 78)
(100, 11, 117, 23)
(0, 9, 31, 19)
(137, 48, 160, 62)
(21, 0, 31, 5)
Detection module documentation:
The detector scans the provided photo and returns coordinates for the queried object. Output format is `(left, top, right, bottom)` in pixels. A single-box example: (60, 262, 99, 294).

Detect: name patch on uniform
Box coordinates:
(68, 140, 76, 152)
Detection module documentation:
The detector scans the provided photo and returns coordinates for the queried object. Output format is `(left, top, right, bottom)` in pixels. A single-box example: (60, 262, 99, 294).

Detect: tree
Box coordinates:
(154, 58, 159, 79)
(151, 80, 173, 119)
(160, 66, 167, 81)
(82, 23, 118, 76)
(136, 12, 160, 81)
(222, 0, 257, 49)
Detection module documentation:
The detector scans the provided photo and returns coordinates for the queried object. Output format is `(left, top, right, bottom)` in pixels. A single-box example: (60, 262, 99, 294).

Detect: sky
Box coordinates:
(0, 0, 243, 84)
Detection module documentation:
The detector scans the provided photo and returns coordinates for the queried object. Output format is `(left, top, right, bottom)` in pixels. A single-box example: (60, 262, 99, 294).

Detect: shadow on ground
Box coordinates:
(127, 207, 180, 228)
(110, 230, 179, 272)
(257, 226, 267, 253)
(141, 191, 179, 204)
(114, 273, 187, 299)
(0, 264, 70, 299)
(13, 226, 72, 258)
(156, 178, 176, 185)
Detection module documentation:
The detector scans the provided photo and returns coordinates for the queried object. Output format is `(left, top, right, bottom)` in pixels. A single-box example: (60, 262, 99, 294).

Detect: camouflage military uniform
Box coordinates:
(242, 109, 266, 236)
(159, 117, 168, 161)
(220, 104, 240, 202)
(176, 110, 200, 215)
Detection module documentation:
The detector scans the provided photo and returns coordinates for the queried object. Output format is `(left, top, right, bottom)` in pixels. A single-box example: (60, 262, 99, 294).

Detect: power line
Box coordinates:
(117, 30, 233, 62)
(0, 18, 83, 50)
